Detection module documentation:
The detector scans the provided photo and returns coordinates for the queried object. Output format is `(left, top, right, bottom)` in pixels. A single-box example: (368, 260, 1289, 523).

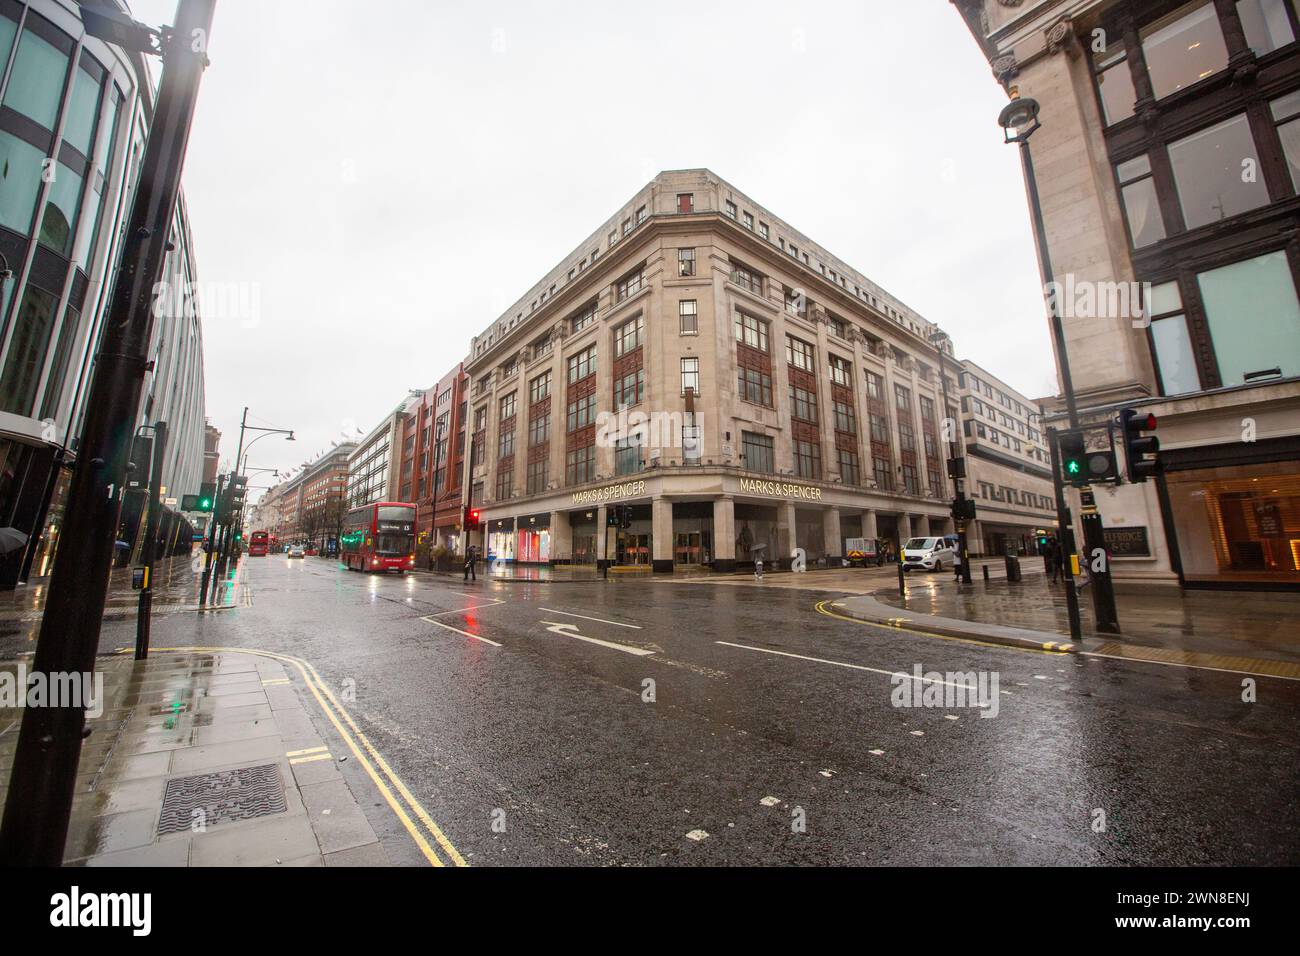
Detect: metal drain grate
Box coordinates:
(157, 763, 287, 835)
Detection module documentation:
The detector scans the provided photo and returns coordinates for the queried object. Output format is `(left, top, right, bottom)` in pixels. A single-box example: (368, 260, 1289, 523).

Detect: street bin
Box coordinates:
(1004, 553, 1022, 582)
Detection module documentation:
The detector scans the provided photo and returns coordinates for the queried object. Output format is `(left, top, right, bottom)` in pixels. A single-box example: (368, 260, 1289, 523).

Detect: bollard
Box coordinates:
(982, 563, 990, 582)
(897, 561, 906, 596)
(1004, 553, 1022, 583)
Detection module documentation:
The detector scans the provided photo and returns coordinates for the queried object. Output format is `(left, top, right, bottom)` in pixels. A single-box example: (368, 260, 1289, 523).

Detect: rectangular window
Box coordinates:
(1197, 250, 1300, 384)
(1116, 154, 1167, 248)
(742, 211, 754, 230)
(498, 427, 515, 458)
(839, 449, 860, 486)
(827, 317, 846, 340)
(789, 385, 818, 423)
(741, 432, 775, 474)
(678, 247, 696, 276)
(677, 193, 694, 213)
(785, 335, 816, 372)
(737, 367, 773, 406)
(614, 315, 644, 357)
(725, 200, 737, 219)
(1237, 0, 1296, 56)
(894, 383, 912, 412)
(1271, 88, 1300, 190)
(1148, 281, 1198, 394)
(866, 371, 884, 401)
(566, 444, 595, 484)
(567, 393, 597, 431)
(829, 354, 851, 386)
(528, 414, 550, 447)
(784, 287, 806, 316)
(733, 311, 769, 351)
(869, 412, 891, 444)
(873, 456, 892, 491)
(496, 468, 513, 500)
(794, 439, 821, 480)
(679, 299, 698, 334)
(499, 392, 516, 421)
(636, 204, 647, 224)
(729, 261, 763, 295)
(1141, 1, 1228, 99)
(1169, 114, 1269, 230)
(529, 370, 551, 404)
(758, 221, 769, 239)
(615, 436, 643, 475)
(901, 463, 919, 496)
(681, 357, 699, 395)
(567, 344, 597, 383)
(614, 367, 645, 407)
(570, 301, 597, 333)
(1094, 43, 1137, 126)
(527, 459, 548, 495)
(833, 399, 856, 434)
(622, 217, 632, 236)
(616, 267, 645, 301)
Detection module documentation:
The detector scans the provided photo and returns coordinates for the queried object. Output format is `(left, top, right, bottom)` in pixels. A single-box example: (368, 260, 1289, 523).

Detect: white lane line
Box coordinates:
(420, 616, 502, 647)
(715, 641, 983, 692)
(538, 607, 642, 629)
(541, 622, 655, 656)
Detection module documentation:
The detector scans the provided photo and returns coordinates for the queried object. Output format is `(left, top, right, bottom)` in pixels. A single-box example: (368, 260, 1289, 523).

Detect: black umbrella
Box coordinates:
(0, 527, 29, 555)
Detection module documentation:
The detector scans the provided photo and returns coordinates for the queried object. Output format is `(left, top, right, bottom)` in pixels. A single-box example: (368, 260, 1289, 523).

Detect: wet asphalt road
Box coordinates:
(14, 556, 1300, 866)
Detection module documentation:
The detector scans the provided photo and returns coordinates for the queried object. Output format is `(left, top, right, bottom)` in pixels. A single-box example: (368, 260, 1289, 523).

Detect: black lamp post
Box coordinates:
(0, 0, 217, 866)
(999, 87, 1119, 641)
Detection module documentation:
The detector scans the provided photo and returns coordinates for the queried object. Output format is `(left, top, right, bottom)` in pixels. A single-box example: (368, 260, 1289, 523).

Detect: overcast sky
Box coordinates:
(128, 0, 1056, 497)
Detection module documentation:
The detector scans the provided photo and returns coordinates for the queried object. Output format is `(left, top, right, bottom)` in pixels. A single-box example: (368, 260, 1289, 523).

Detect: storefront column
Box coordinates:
(652, 497, 673, 573)
(596, 504, 609, 569)
(823, 507, 842, 566)
(713, 496, 736, 573)
(965, 519, 982, 557)
(896, 513, 912, 546)
(549, 510, 571, 565)
(862, 509, 878, 540)
(777, 501, 797, 569)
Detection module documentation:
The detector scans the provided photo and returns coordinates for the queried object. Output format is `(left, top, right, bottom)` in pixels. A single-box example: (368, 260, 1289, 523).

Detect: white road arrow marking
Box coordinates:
(540, 621, 655, 656)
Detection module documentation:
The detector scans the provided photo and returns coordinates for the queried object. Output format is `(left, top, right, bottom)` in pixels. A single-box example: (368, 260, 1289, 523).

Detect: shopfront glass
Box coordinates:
(487, 526, 515, 563)
(516, 526, 551, 563)
(1167, 462, 1300, 585)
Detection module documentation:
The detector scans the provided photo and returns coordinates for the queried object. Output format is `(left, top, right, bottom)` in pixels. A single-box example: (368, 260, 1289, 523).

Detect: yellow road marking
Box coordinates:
(813, 600, 1071, 657)
(289, 752, 333, 765)
(262, 678, 291, 686)
(285, 745, 328, 757)
(148, 646, 466, 867)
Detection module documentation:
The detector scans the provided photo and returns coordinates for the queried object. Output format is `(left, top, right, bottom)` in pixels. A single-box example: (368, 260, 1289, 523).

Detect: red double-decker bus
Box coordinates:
(248, 530, 270, 556)
(340, 502, 417, 573)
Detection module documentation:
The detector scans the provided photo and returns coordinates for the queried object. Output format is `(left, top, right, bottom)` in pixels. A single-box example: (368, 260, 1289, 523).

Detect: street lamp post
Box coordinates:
(0, 0, 217, 866)
(930, 331, 972, 584)
(215, 407, 293, 571)
(999, 88, 1119, 641)
(134, 420, 168, 661)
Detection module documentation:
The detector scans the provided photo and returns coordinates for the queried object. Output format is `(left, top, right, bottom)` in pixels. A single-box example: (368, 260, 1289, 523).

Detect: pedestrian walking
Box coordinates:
(953, 545, 963, 582)
(1049, 538, 1064, 584)
(463, 545, 477, 583)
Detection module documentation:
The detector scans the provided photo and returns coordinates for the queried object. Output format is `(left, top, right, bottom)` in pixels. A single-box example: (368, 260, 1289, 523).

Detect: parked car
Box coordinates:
(287, 545, 305, 559)
(901, 536, 955, 572)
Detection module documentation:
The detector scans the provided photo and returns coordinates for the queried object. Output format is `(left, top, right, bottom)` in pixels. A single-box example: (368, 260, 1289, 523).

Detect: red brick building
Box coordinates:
(398, 365, 469, 554)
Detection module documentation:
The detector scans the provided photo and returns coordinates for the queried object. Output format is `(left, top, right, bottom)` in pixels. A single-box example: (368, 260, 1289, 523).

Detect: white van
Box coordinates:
(901, 536, 955, 572)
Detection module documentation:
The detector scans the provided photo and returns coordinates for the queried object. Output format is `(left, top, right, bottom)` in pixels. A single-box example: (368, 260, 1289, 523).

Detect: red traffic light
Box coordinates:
(470, 510, 480, 523)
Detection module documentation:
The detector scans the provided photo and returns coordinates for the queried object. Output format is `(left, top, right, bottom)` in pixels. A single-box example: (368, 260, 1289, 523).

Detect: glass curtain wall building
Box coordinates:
(0, 0, 206, 587)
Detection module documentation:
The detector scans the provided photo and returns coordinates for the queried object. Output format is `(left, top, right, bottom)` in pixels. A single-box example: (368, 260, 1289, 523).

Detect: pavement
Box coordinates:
(0, 647, 392, 866)
(1, 552, 1293, 866)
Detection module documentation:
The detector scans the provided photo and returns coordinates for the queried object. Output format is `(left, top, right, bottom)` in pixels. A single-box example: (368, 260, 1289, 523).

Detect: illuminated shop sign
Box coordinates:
(571, 480, 646, 505)
(738, 478, 823, 501)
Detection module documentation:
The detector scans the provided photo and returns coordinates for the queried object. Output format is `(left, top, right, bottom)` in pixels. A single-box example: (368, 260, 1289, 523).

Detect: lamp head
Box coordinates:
(998, 86, 1041, 143)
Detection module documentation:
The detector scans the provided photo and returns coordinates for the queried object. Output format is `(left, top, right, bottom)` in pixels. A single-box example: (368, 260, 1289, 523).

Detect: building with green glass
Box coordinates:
(0, 0, 206, 587)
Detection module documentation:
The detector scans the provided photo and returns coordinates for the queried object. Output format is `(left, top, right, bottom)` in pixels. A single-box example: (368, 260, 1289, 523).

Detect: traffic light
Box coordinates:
(1059, 430, 1087, 486)
(464, 506, 481, 531)
(199, 482, 215, 510)
(619, 505, 632, 530)
(1121, 408, 1160, 483)
(1058, 428, 1122, 485)
(607, 506, 620, 528)
(946, 457, 966, 480)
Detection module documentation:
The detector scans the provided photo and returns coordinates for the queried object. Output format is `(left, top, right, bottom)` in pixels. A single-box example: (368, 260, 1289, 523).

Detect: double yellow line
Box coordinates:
(150, 645, 467, 867)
